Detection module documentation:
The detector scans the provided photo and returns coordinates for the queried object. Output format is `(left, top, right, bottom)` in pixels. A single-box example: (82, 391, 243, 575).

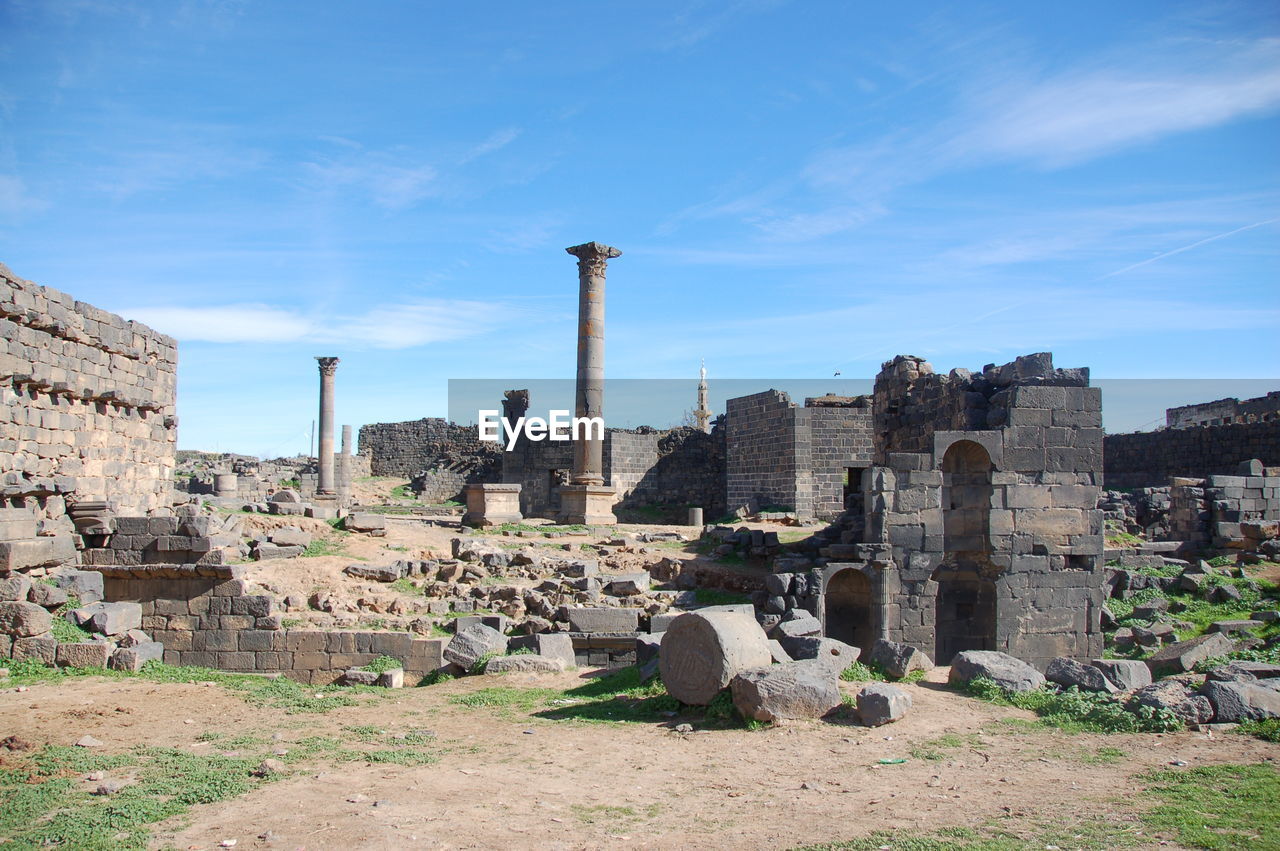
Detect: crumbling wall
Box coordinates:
(1104, 420, 1280, 490)
(614, 427, 726, 521)
(807, 397, 873, 520)
(1, 263, 177, 575)
(725, 390, 812, 517)
(1166, 392, 1280, 428)
(358, 418, 497, 479)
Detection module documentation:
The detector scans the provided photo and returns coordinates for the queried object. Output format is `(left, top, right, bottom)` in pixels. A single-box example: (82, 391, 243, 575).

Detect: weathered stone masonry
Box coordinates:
(1104, 420, 1280, 490)
(1, 263, 177, 573)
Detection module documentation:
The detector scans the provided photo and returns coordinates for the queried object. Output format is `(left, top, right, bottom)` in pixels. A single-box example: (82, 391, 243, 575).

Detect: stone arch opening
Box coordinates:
(932, 565, 997, 664)
(825, 568, 876, 656)
(942, 439, 994, 559)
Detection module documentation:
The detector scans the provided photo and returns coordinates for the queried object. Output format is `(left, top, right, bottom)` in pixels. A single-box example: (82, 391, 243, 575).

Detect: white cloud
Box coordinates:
(303, 153, 439, 211)
(0, 174, 50, 219)
(459, 127, 522, 164)
(119, 298, 520, 349)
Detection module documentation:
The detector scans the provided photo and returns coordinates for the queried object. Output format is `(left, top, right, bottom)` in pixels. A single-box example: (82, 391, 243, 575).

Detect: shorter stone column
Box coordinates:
(463, 483, 523, 528)
(341, 425, 352, 456)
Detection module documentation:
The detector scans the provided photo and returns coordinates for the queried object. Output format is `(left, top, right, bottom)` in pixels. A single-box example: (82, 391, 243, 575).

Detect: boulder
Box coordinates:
(660, 611, 772, 705)
(1090, 659, 1152, 691)
(343, 513, 387, 533)
(11, 635, 57, 664)
(1045, 657, 1118, 693)
(344, 669, 379, 686)
(778, 636, 859, 675)
(763, 573, 793, 597)
(27, 583, 68, 609)
(509, 632, 576, 668)
(604, 573, 650, 596)
(485, 654, 567, 674)
(869, 639, 933, 679)
(948, 650, 1045, 693)
(0, 601, 52, 638)
(268, 488, 303, 503)
(253, 542, 304, 560)
(443, 623, 508, 670)
(857, 683, 913, 727)
(1129, 679, 1214, 724)
(0, 574, 32, 602)
(730, 661, 842, 722)
(1146, 632, 1234, 677)
(1200, 679, 1280, 722)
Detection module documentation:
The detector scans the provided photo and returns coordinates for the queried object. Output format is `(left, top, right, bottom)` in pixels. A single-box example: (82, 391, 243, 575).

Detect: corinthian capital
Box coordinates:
(316, 356, 340, 376)
(566, 242, 622, 276)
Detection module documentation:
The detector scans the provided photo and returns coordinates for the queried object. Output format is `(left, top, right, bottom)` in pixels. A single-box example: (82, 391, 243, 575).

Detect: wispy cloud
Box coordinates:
(1099, 217, 1280, 278)
(121, 298, 522, 349)
(0, 174, 50, 219)
(303, 152, 439, 211)
(459, 127, 522, 164)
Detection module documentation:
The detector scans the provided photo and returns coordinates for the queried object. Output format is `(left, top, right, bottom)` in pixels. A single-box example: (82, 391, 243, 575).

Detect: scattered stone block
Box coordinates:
(377, 668, 404, 688)
(730, 661, 842, 722)
(1200, 678, 1280, 723)
(1146, 632, 1234, 677)
(11, 635, 57, 664)
(27, 582, 68, 609)
(0, 601, 52, 637)
(1045, 657, 1117, 693)
(443, 623, 508, 670)
(344, 669, 380, 686)
(342, 563, 405, 582)
(53, 570, 103, 604)
(0, 574, 32, 602)
(268, 527, 312, 548)
(485, 654, 566, 674)
(509, 633, 575, 668)
(769, 613, 822, 640)
(1128, 679, 1214, 724)
(567, 608, 639, 634)
(778, 636, 858, 674)
(1090, 659, 1152, 691)
(1208, 620, 1263, 635)
(661, 611, 771, 705)
(56, 641, 111, 669)
(109, 641, 163, 672)
(948, 650, 1045, 693)
(343, 513, 387, 533)
(253, 542, 304, 560)
(767, 639, 793, 664)
(857, 683, 913, 727)
(72, 602, 141, 637)
(604, 573, 650, 596)
(869, 639, 933, 679)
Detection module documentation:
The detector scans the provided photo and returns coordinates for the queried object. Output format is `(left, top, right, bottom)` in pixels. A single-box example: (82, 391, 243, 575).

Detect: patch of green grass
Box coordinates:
(839, 661, 886, 682)
(50, 614, 94, 643)
(1141, 763, 1279, 850)
(963, 677, 1182, 734)
(1236, 718, 1280, 742)
(359, 655, 403, 673)
(570, 802, 662, 825)
(1079, 745, 1127, 765)
(0, 744, 273, 850)
(692, 587, 751, 606)
(280, 617, 304, 628)
(909, 732, 982, 761)
(301, 534, 358, 559)
(390, 483, 414, 499)
(492, 522, 590, 534)
(450, 685, 563, 710)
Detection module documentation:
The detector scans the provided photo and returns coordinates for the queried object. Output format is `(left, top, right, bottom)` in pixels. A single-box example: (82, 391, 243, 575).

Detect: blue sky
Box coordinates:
(1, 1, 1277, 456)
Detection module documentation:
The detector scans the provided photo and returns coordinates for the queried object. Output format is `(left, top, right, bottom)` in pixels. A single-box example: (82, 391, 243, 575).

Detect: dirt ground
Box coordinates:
(2, 665, 1276, 851)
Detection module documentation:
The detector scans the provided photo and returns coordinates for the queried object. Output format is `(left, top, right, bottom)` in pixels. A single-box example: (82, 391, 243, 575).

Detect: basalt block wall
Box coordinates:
(94, 564, 445, 684)
(0, 263, 177, 525)
(1103, 420, 1280, 490)
(725, 391, 873, 521)
(358, 418, 497, 479)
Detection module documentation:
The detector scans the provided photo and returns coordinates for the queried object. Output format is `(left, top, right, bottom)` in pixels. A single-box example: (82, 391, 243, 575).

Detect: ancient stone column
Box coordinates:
(566, 241, 619, 485)
(341, 424, 352, 456)
(559, 242, 621, 525)
(316, 357, 339, 495)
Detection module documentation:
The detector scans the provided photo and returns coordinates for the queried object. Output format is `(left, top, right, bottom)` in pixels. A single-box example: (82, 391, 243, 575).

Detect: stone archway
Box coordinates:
(824, 568, 876, 656)
(942, 439, 994, 559)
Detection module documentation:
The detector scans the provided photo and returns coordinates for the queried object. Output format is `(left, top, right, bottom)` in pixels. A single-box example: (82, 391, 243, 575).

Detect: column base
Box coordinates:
(463, 483, 523, 527)
(307, 493, 340, 520)
(556, 484, 617, 526)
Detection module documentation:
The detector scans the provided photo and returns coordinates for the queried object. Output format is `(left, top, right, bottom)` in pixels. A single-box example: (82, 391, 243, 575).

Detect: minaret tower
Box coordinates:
(694, 360, 711, 433)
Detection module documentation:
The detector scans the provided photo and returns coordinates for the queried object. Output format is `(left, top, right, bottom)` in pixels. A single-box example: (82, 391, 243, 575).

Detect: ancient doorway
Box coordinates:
(941, 440, 993, 557)
(932, 566, 997, 664)
(825, 568, 875, 656)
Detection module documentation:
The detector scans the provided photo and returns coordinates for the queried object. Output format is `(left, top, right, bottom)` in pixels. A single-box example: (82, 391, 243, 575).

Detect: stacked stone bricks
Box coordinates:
(1104, 420, 1280, 489)
(0, 262, 177, 526)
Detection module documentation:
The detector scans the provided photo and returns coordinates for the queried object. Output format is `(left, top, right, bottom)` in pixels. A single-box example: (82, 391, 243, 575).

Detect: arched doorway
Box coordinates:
(932, 565, 997, 664)
(942, 440, 994, 558)
(825, 568, 876, 655)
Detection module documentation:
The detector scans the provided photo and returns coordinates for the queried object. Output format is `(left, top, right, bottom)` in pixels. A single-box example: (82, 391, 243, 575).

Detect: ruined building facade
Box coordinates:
(812, 353, 1106, 668)
(1, 263, 177, 573)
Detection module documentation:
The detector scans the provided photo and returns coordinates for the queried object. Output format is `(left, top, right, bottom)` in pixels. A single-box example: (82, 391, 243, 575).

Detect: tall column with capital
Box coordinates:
(316, 357, 339, 495)
(559, 241, 620, 525)
(695, 359, 711, 433)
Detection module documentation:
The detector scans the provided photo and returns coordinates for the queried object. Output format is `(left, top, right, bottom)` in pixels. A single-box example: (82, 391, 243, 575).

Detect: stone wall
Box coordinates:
(91, 562, 445, 684)
(358, 418, 499, 481)
(1104, 420, 1280, 490)
(1166, 391, 1280, 428)
(1167, 465, 1280, 548)
(0, 263, 177, 520)
(724, 391, 873, 521)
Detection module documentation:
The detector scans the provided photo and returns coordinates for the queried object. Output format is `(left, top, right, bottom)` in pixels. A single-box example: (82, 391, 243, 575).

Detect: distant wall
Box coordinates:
(1104, 420, 1280, 489)
(1166, 392, 1280, 429)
